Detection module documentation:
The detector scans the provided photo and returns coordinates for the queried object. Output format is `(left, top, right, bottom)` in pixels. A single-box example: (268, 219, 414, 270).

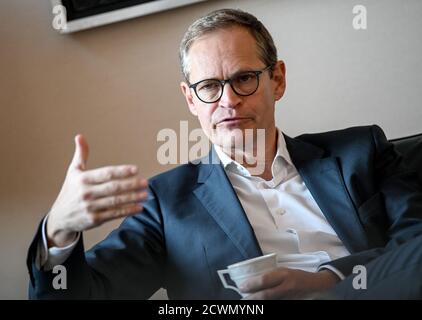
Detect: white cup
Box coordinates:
(217, 253, 277, 297)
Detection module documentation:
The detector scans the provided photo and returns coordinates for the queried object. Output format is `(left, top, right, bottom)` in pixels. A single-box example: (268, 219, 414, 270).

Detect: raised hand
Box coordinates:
(46, 134, 148, 247)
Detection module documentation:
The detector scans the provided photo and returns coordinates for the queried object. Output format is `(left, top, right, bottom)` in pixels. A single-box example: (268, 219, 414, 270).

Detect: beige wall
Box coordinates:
(1, 0, 421, 299)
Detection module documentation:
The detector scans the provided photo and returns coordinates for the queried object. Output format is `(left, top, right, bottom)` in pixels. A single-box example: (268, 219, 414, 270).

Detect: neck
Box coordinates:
(227, 127, 278, 180)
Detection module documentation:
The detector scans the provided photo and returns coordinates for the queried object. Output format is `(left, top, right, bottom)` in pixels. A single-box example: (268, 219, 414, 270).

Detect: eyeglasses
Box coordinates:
(189, 65, 273, 104)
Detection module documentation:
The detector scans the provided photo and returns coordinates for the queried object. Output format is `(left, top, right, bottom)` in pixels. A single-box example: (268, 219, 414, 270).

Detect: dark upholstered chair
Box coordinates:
(390, 133, 422, 183)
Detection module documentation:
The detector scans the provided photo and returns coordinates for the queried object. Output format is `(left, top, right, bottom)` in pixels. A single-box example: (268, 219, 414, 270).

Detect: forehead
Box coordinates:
(187, 26, 263, 82)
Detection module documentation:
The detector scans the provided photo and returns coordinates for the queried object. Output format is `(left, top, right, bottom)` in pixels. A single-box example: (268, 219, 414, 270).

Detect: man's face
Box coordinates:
(180, 26, 286, 150)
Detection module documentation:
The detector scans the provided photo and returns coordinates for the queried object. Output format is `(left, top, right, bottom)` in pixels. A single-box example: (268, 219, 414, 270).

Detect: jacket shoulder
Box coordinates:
(294, 125, 386, 155)
(148, 162, 200, 190)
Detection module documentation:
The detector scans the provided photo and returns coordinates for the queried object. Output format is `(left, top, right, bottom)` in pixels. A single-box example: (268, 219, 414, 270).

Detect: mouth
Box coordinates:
(216, 117, 252, 126)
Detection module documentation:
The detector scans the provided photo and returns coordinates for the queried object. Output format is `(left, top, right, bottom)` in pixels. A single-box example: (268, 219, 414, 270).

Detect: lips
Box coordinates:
(216, 117, 251, 125)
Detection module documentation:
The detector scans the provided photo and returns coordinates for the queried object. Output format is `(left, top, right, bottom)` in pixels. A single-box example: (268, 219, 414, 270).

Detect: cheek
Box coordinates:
(251, 91, 271, 112)
(196, 107, 215, 131)
(197, 103, 216, 121)
(252, 92, 275, 122)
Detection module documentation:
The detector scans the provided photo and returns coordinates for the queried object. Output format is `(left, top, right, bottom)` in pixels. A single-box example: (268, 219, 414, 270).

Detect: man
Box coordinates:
(27, 9, 422, 299)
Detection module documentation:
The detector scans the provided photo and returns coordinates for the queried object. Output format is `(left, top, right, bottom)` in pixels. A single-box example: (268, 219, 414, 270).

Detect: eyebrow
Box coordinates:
(195, 68, 260, 83)
(229, 69, 257, 78)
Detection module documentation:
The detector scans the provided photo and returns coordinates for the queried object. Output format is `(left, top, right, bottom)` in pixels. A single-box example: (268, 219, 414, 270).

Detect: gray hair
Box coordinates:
(179, 8, 278, 82)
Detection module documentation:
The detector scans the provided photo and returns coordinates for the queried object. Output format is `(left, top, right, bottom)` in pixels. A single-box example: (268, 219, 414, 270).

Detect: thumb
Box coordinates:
(70, 134, 89, 171)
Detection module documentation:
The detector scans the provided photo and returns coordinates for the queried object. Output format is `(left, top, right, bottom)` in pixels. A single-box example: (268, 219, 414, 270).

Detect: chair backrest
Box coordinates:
(390, 133, 422, 183)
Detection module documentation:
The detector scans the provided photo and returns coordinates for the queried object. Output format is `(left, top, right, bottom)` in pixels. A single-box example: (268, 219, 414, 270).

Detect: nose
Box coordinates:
(218, 82, 242, 109)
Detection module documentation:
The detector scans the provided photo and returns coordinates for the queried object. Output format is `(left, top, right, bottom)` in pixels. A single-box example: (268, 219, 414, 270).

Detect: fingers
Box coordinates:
(84, 176, 148, 200)
(70, 134, 89, 171)
(242, 286, 281, 300)
(241, 271, 287, 300)
(82, 165, 139, 184)
(87, 191, 149, 211)
(240, 269, 285, 293)
(240, 268, 316, 300)
(93, 202, 144, 225)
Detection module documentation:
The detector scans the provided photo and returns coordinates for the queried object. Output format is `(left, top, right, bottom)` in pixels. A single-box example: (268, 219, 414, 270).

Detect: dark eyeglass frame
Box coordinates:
(188, 65, 274, 104)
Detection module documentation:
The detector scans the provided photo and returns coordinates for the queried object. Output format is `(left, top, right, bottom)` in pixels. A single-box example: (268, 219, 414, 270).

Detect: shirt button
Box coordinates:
(278, 208, 286, 215)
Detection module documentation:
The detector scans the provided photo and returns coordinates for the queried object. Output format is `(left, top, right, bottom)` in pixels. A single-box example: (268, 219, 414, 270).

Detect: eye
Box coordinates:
(197, 81, 220, 91)
(236, 73, 255, 83)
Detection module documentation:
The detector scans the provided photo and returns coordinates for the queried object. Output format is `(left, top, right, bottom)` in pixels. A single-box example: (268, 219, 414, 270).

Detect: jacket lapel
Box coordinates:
(191, 134, 370, 257)
(193, 149, 262, 260)
(284, 134, 369, 252)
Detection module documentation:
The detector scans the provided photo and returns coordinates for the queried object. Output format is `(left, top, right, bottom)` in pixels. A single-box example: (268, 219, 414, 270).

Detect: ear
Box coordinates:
(180, 82, 198, 116)
(272, 60, 286, 101)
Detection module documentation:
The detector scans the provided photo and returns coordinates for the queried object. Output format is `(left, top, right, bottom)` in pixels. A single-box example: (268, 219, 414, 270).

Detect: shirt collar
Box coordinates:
(214, 128, 294, 177)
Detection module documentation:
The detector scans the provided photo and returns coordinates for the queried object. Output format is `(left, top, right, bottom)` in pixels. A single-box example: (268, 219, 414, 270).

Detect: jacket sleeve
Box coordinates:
(322, 125, 422, 277)
(27, 185, 166, 299)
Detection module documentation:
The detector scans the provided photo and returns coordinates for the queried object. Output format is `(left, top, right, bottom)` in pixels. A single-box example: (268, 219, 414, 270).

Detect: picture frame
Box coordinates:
(50, 0, 207, 33)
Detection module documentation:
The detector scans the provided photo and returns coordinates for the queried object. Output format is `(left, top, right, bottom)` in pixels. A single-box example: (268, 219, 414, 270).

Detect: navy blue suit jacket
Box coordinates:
(27, 125, 422, 299)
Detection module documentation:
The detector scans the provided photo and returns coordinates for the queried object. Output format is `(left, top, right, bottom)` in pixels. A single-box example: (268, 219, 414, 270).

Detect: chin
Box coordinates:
(211, 127, 250, 150)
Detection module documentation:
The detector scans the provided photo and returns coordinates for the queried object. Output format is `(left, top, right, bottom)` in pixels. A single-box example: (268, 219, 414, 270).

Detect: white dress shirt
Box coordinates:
(214, 129, 349, 278)
(39, 129, 349, 279)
